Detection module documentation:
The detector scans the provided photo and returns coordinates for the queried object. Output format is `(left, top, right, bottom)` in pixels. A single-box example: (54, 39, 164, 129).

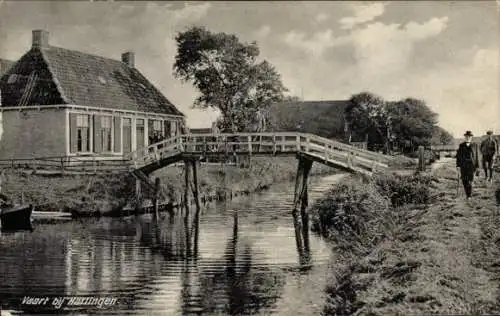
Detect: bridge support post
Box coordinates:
(293, 156, 313, 215)
(184, 158, 202, 216)
(292, 155, 313, 253)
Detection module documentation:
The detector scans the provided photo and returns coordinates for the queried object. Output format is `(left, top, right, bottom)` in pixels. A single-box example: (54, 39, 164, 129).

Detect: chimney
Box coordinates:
(121, 52, 135, 67)
(32, 30, 49, 49)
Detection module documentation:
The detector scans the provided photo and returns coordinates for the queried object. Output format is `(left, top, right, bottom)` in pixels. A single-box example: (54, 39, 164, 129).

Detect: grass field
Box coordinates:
(314, 160, 500, 315)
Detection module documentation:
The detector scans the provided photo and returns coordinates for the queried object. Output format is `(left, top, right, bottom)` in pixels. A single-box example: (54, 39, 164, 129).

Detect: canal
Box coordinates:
(0, 173, 346, 315)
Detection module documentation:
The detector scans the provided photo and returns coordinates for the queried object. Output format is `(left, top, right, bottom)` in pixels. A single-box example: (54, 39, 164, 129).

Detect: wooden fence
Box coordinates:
(0, 156, 132, 174)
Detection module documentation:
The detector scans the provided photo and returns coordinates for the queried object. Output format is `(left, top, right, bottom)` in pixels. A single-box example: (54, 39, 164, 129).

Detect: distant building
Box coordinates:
(0, 29, 185, 160)
(267, 100, 361, 142)
(189, 122, 220, 135)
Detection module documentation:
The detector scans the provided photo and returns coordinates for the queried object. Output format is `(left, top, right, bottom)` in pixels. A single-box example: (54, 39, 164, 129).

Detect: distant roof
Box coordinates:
(268, 100, 350, 140)
(0, 46, 184, 116)
(0, 58, 15, 76)
(189, 127, 212, 134)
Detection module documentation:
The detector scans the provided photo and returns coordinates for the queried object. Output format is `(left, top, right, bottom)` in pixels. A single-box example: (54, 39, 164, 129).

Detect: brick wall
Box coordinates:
(0, 108, 66, 159)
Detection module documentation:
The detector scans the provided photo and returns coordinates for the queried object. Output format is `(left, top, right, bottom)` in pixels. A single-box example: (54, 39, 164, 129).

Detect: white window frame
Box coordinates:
(99, 115, 113, 153)
(75, 114, 91, 154)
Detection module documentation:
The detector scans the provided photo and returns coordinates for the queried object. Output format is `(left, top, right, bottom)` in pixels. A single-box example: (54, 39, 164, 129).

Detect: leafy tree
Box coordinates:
(387, 98, 438, 152)
(345, 92, 391, 151)
(431, 126, 454, 145)
(283, 95, 302, 102)
(173, 26, 287, 132)
(345, 93, 442, 154)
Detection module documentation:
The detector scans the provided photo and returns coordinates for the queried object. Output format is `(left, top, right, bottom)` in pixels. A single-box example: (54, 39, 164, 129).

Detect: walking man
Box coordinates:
(480, 130, 498, 182)
(456, 131, 479, 200)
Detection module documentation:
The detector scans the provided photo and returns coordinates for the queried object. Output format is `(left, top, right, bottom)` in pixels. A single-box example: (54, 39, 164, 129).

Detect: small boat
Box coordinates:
(0, 204, 34, 231)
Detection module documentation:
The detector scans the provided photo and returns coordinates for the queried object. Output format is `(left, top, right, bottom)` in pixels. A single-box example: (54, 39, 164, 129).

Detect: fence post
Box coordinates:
(296, 135, 300, 151)
(61, 157, 66, 175)
(417, 146, 425, 172)
(248, 135, 252, 154)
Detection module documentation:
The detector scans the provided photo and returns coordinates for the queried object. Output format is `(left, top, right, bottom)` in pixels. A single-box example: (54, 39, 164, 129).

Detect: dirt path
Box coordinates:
(343, 160, 500, 315)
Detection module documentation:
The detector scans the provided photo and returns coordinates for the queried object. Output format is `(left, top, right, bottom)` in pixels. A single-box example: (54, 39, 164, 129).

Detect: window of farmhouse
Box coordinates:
(148, 119, 163, 144)
(77, 115, 90, 152)
(100, 116, 113, 152)
(164, 120, 171, 138)
(136, 119, 145, 149)
(70, 114, 90, 153)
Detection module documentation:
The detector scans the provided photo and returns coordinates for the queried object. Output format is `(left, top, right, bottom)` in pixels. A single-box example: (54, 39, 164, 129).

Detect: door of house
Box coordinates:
(123, 118, 132, 153)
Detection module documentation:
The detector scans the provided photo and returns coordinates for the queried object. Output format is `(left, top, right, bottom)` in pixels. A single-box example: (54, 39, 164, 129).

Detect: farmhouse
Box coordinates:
(0, 29, 185, 160)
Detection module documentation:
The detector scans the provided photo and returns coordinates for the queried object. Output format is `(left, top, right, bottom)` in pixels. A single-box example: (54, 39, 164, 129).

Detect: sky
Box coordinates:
(0, 1, 498, 137)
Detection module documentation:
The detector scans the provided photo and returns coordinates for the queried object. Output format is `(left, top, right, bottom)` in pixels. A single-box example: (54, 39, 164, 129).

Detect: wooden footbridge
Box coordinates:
(127, 132, 393, 242)
(129, 132, 391, 175)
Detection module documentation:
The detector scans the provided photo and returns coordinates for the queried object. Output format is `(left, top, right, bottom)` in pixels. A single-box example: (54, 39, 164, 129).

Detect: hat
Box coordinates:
(487, 130, 493, 135)
(464, 131, 473, 137)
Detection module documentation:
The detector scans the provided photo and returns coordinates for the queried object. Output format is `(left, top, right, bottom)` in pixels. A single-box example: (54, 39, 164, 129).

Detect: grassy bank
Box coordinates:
(311, 162, 500, 315)
(0, 156, 335, 216)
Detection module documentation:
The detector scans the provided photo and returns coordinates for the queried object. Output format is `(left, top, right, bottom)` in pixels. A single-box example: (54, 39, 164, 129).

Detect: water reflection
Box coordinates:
(0, 174, 343, 315)
(293, 214, 312, 271)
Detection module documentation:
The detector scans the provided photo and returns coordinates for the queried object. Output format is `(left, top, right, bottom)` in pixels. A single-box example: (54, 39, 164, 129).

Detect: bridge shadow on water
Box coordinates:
(134, 203, 314, 315)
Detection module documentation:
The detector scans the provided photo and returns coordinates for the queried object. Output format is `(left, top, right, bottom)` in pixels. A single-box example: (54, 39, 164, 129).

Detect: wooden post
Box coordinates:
(60, 157, 65, 175)
(273, 135, 276, 155)
(293, 212, 304, 254)
(417, 145, 425, 172)
(293, 156, 313, 214)
(153, 177, 160, 221)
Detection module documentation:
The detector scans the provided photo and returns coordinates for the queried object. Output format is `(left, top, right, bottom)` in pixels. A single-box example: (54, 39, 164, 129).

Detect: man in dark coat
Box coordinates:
(456, 130, 480, 200)
(480, 130, 498, 182)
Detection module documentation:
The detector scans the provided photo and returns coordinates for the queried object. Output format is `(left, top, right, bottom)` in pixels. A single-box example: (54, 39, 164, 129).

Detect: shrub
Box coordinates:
(311, 173, 433, 253)
(373, 172, 434, 207)
(389, 155, 417, 168)
(310, 178, 390, 254)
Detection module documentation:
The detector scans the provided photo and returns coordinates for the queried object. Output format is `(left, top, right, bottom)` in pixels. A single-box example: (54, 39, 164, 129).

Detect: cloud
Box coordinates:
(283, 15, 448, 63)
(315, 13, 329, 23)
(137, 2, 211, 26)
(348, 17, 449, 78)
(254, 25, 271, 39)
(283, 29, 349, 57)
(339, 2, 386, 30)
(414, 48, 499, 136)
(278, 15, 482, 135)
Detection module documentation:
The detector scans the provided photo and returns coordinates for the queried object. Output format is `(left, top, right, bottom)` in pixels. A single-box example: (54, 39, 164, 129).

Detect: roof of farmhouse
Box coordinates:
(0, 30, 184, 116)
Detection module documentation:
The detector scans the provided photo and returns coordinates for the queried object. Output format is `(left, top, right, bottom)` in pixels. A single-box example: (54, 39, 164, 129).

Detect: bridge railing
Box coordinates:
(127, 132, 392, 171)
(430, 144, 457, 151)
